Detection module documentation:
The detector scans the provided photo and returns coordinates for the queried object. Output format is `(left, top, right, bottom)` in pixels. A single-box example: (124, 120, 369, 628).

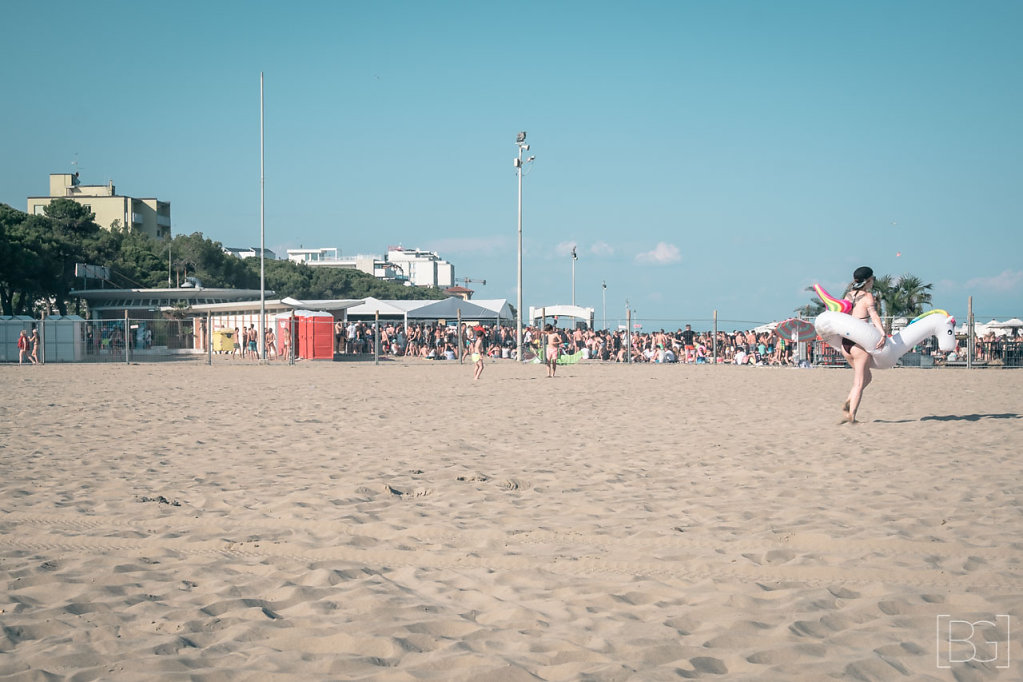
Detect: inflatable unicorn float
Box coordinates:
(812, 284, 956, 369)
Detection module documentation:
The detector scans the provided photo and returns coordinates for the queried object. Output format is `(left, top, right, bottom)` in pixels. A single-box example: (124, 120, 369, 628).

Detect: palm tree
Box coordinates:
(797, 274, 933, 333)
(871, 274, 898, 334)
(874, 274, 933, 334)
(893, 274, 933, 318)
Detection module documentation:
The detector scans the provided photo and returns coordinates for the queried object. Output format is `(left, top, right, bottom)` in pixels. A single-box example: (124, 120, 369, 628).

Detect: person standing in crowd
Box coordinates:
(681, 324, 696, 363)
(544, 324, 562, 378)
(29, 328, 40, 364)
(471, 325, 486, 380)
(17, 329, 32, 364)
(265, 326, 276, 360)
(334, 320, 345, 354)
(247, 324, 258, 360)
(839, 266, 886, 423)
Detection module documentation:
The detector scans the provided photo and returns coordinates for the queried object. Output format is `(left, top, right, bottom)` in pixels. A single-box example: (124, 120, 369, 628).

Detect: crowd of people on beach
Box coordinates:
(331, 319, 800, 366)
(327, 316, 1021, 368)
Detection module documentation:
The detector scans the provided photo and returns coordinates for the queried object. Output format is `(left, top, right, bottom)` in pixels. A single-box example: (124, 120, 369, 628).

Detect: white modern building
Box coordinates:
(223, 246, 277, 260)
(286, 247, 341, 264)
(284, 245, 455, 289)
(386, 246, 454, 288)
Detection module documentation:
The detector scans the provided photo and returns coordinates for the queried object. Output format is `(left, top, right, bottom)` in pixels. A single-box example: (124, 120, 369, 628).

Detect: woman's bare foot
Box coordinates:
(839, 400, 852, 423)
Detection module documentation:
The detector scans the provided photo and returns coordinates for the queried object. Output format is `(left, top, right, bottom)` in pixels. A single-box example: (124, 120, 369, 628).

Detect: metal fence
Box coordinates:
(811, 337, 1022, 368)
(81, 316, 200, 363)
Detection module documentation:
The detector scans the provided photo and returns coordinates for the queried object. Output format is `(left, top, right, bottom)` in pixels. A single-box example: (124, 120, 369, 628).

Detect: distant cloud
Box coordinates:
(965, 269, 1023, 293)
(590, 241, 614, 257)
(635, 242, 681, 265)
(423, 235, 509, 255)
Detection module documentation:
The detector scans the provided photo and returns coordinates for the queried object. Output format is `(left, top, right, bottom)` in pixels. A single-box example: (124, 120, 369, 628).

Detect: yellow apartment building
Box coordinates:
(27, 173, 171, 239)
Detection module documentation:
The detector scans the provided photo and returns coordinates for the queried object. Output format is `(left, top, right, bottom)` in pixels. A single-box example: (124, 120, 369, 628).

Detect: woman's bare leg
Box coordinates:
(845, 346, 872, 423)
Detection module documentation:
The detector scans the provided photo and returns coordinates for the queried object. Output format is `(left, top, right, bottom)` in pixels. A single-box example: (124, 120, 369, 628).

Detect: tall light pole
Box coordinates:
(571, 246, 577, 307)
(259, 71, 266, 361)
(602, 280, 607, 331)
(514, 131, 534, 363)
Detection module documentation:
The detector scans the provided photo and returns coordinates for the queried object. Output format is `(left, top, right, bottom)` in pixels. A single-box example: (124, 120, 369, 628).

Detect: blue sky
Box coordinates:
(2, 1, 1021, 329)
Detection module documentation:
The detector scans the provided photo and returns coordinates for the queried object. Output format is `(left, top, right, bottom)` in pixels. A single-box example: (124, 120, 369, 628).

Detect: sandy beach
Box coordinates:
(1, 359, 1021, 681)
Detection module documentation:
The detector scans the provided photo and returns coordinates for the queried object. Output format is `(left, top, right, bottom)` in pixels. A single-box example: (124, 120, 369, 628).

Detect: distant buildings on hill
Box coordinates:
(222, 246, 277, 260)
(281, 245, 456, 290)
(27, 173, 171, 240)
(25, 173, 465, 294)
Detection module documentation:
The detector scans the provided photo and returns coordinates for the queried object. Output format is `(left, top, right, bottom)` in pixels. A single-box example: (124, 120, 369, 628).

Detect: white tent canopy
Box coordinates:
(280, 297, 364, 312)
(406, 297, 503, 320)
(529, 304, 595, 328)
(344, 297, 419, 317)
(472, 299, 514, 321)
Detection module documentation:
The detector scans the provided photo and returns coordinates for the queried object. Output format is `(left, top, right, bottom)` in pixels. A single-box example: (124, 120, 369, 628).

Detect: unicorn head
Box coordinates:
(907, 310, 956, 352)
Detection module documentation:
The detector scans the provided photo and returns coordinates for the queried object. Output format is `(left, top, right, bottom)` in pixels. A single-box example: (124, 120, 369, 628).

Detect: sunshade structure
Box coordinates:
(774, 318, 817, 343)
(406, 297, 503, 321)
(344, 297, 415, 318)
(280, 297, 364, 313)
(472, 299, 515, 321)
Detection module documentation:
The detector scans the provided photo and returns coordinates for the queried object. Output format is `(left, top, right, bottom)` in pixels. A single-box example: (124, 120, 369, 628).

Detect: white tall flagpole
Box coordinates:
(259, 72, 266, 361)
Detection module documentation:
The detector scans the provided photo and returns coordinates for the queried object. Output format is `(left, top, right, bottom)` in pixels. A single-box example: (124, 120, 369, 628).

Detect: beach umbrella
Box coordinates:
(774, 318, 817, 343)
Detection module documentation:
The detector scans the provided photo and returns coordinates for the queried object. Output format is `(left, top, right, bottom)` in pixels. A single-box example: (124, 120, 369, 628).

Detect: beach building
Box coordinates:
(71, 287, 271, 354)
(284, 245, 455, 288)
(385, 246, 454, 288)
(27, 173, 171, 240)
(222, 246, 277, 260)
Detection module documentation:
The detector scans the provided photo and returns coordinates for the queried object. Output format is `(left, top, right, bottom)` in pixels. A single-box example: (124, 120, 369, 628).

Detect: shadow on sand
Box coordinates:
(920, 413, 1021, 422)
(871, 413, 1021, 424)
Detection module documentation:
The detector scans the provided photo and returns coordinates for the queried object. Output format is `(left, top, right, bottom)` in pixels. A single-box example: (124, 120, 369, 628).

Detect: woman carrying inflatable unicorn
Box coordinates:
(823, 266, 885, 423)
(812, 266, 957, 424)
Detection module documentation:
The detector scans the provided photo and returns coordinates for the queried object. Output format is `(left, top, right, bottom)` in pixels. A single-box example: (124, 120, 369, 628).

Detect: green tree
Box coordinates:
(802, 273, 933, 334)
(43, 197, 97, 236)
(0, 205, 53, 315)
(42, 199, 105, 314)
(262, 259, 313, 298)
(891, 274, 933, 318)
(872, 274, 933, 333)
(108, 230, 169, 288)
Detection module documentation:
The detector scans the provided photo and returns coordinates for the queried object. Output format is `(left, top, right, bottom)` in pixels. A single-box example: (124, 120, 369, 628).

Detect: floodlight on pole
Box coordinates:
(602, 280, 607, 331)
(571, 246, 578, 307)
(259, 71, 266, 362)
(514, 131, 534, 363)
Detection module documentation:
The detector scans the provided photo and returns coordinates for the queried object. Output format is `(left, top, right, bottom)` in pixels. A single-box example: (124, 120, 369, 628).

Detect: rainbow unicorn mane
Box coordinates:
(813, 284, 853, 314)
(909, 309, 953, 325)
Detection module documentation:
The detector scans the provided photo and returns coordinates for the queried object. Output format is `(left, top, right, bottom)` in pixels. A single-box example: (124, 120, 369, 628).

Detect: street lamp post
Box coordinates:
(571, 246, 577, 307)
(514, 131, 535, 363)
(602, 280, 607, 331)
(259, 71, 266, 362)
